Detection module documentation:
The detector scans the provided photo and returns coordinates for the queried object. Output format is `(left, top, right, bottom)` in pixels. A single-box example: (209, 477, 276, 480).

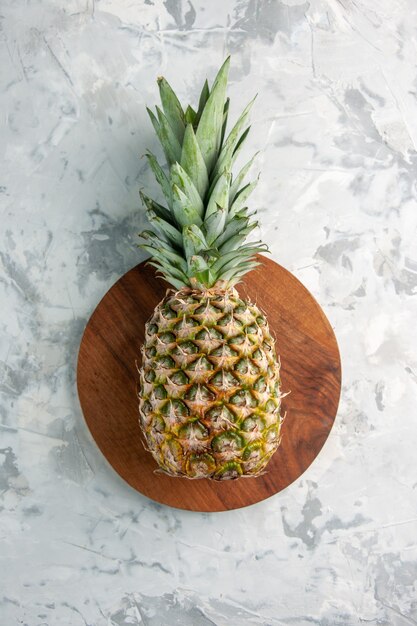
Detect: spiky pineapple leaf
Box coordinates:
(140, 191, 173, 224)
(230, 152, 259, 204)
(205, 171, 230, 219)
(196, 57, 230, 173)
(204, 204, 227, 245)
(155, 105, 182, 164)
(170, 162, 204, 218)
(182, 224, 209, 259)
(184, 105, 197, 126)
(172, 184, 204, 227)
(218, 225, 259, 254)
(139, 231, 191, 270)
(157, 76, 185, 143)
(213, 215, 249, 247)
(220, 260, 261, 284)
(145, 152, 172, 208)
(146, 209, 183, 249)
(220, 97, 230, 147)
(147, 261, 186, 289)
(231, 126, 251, 164)
(188, 255, 215, 289)
(211, 244, 267, 275)
(228, 177, 259, 219)
(180, 124, 209, 199)
(140, 243, 188, 273)
(146, 107, 181, 167)
(213, 97, 255, 179)
(147, 260, 188, 286)
(195, 79, 210, 126)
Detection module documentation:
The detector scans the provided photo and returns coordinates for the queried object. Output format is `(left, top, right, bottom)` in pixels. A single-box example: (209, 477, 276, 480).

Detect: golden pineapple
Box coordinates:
(138, 57, 284, 480)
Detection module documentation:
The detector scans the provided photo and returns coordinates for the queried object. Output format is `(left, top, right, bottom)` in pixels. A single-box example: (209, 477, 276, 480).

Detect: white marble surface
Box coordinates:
(1, 0, 417, 624)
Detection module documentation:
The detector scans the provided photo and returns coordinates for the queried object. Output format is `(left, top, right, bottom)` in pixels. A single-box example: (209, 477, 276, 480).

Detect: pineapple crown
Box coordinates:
(139, 57, 267, 291)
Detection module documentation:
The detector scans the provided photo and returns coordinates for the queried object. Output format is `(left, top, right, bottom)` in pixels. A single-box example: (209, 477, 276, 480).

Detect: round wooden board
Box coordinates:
(77, 256, 341, 512)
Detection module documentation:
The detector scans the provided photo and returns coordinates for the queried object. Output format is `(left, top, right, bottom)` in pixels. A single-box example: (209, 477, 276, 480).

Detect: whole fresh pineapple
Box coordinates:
(138, 57, 284, 480)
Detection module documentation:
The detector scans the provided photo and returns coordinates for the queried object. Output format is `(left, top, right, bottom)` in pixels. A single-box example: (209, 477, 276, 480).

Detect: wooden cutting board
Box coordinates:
(77, 256, 341, 512)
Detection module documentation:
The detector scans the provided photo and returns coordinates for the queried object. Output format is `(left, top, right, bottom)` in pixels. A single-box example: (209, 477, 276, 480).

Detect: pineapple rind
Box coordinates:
(138, 288, 282, 480)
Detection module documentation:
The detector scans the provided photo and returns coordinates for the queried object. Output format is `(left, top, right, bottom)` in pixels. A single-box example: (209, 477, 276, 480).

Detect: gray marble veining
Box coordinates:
(1, 0, 417, 624)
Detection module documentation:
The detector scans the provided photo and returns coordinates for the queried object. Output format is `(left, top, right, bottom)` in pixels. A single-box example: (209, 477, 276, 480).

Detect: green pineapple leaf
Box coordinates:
(155, 106, 182, 165)
(146, 209, 183, 249)
(147, 107, 180, 167)
(220, 259, 261, 284)
(147, 259, 188, 285)
(220, 97, 230, 147)
(195, 79, 210, 126)
(218, 224, 259, 254)
(140, 230, 179, 254)
(188, 255, 214, 288)
(184, 105, 197, 126)
(230, 126, 251, 165)
(182, 224, 209, 259)
(172, 184, 204, 227)
(230, 152, 259, 204)
(211, 244, 267, 275)
(140, 191, 173, 224)
(140, 243, 188, 273)
(213, 96, 256, 179)
(213, 216, 249, 247)
(170, 162, 204, 218)
(180, 124, 209, 199)
(204, 204, 227, 245)
(228, 176, 259, 219)
(157, 76, 185, 143)
(196, 57, 230, 173)
(205, 170, 230, 219)
(145, 152, 172, 208)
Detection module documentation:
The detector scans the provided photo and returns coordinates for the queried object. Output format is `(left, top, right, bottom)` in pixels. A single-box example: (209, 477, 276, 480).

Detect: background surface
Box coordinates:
(1, 1, 417, 624)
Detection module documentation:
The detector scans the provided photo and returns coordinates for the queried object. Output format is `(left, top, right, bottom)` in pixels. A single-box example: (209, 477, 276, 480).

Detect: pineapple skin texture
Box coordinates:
(138, 288, 283, 480)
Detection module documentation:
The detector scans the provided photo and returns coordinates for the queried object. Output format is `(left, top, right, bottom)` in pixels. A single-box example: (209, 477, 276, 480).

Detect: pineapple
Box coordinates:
(137, 57, 284, 480)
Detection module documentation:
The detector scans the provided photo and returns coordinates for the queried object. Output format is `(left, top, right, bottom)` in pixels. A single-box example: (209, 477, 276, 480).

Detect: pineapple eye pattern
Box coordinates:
(187, 356, 213, 372)
(174, 317, 199, 331)
(145, 346, 157, 358)
(170, 370, 189, 385)
(140, 400, 152, 416)
(140, 291, 282, 479)
(209, 370, 238, 390)
(153, 385, 167, 400)
(210, 344, 238, 358)
(159, 332, 176, 344)
(186, 452, 216, 477)
(254, 377, 267, 393)
(185, 384, 215, 402)
(155, 355, 176, 369)
(152, 415, 166, 433)
(195, 302, 219, 316)
(195, 327, 223, 341)
(144, 369, 156, 383)
(241, 415, 265, 432)
(178, 341, 199, 355)
(211, 431, 244, 453)
(205, 404, 237, 426)
(141, 291, 283, 478)
(160, 399, 189, 417)
(160, 306, 177, 320)
(178, 420, 208, 440)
